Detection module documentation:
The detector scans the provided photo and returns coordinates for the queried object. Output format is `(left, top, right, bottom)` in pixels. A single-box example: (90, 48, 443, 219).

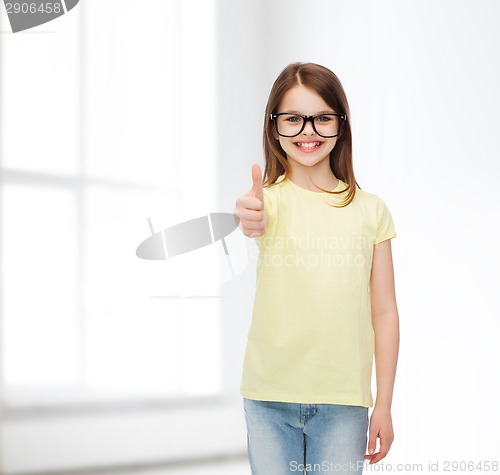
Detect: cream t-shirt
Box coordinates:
(240, 174, 397, 407)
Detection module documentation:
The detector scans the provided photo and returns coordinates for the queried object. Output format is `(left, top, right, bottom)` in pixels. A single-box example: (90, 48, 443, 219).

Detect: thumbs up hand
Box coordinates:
(234, 163, 269, 238)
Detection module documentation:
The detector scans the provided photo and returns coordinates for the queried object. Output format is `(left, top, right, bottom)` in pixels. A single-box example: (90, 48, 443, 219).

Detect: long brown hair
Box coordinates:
(262, 62, 360, 207)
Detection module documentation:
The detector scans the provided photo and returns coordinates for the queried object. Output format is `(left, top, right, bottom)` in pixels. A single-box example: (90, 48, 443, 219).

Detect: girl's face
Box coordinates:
(274, 84, 339, 171)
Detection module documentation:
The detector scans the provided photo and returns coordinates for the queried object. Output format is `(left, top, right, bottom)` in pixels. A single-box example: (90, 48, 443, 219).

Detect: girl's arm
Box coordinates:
(365, 238, 399, 464)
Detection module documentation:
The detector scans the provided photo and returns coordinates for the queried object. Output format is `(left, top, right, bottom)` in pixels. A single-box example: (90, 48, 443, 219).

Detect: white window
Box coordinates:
(0, 0, 220, 407)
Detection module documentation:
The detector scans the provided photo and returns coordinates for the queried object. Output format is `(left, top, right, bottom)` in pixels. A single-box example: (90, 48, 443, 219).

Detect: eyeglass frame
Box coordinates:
(270, 112, 347, 138)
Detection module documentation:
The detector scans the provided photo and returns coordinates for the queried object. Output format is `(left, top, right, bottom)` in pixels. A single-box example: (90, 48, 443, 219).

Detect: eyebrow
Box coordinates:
(281, 109, 337, 115)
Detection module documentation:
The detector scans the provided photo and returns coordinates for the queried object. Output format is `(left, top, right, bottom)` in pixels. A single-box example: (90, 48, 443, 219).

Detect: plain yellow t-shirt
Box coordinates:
(240, 174, 397, 407)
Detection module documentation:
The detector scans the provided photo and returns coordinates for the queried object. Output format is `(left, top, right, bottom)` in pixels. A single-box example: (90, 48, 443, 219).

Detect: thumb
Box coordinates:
(367, 427, 378, 455)
(249, 163, 263, 203)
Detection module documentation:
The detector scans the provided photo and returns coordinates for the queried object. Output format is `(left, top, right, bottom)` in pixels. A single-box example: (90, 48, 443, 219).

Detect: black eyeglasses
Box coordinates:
(270, 112, 347, 138)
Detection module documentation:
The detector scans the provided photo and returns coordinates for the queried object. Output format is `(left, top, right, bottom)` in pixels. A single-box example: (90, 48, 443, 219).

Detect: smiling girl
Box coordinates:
(234, 62, 400, 474)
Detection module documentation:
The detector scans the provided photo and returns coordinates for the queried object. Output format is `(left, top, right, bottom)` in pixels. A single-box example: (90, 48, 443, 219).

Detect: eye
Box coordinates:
(285, 115, 301, 123)
(316, 115, 333, 123)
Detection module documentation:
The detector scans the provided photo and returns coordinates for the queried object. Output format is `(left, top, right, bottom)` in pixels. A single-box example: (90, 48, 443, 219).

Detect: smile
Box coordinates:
(293, 141, 324, 151)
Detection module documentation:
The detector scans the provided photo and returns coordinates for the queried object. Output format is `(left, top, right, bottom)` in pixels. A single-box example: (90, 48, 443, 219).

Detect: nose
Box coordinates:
(302, 118, 316, 135)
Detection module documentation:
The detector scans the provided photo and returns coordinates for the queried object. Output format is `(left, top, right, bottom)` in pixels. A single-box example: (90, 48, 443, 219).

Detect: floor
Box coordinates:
(87, 455, 250, 475)
(133, 459, 249, 474)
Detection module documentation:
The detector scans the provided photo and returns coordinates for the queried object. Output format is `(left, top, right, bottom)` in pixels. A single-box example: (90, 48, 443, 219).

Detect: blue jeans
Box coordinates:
(243, 397, 369, 475)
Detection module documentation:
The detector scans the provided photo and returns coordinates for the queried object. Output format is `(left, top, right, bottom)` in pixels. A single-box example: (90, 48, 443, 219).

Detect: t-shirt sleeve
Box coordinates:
(374, 197, 397, 245)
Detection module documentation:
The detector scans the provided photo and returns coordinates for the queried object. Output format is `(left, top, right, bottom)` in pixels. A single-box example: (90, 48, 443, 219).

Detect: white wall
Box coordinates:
(223, 0, 500, 469)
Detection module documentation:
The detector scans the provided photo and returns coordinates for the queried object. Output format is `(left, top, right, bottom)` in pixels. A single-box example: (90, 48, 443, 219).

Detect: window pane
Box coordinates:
(0, 8, 80, 175)
(83, 0, 178, 184)
(83, 185, 222, 397)
(1, 185, 79, 387)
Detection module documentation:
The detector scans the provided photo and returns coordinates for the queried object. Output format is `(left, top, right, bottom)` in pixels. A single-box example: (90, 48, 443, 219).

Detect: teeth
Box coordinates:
(295, 142, 321, 149)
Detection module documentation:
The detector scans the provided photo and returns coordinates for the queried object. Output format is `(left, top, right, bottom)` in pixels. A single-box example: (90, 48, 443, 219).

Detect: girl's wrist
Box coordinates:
(374, 400, 392, 412)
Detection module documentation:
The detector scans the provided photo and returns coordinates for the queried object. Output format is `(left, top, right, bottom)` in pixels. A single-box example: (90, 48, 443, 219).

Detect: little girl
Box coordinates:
(234, 62, 399, 475)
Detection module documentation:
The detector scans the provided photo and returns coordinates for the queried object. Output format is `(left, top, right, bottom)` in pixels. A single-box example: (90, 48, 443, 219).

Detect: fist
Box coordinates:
(234, 163, 268, 238)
